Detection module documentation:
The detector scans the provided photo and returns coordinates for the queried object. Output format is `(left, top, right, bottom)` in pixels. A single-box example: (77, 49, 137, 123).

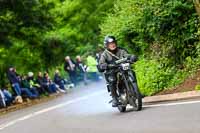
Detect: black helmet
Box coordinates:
(104, 35, 117, 47)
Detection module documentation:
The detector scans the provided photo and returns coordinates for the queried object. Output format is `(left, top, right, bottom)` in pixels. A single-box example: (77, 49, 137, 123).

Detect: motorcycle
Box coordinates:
(107, 57, 142, 112)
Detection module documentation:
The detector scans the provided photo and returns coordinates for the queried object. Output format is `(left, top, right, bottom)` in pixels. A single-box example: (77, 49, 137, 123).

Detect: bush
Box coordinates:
(195, 84, 200, 91)
(134, 59, 187, 96)
(100, 0, 199, 95)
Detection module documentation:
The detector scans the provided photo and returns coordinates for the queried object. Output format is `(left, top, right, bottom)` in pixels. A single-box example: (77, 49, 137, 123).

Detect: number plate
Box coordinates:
(121, 63, 130, 70)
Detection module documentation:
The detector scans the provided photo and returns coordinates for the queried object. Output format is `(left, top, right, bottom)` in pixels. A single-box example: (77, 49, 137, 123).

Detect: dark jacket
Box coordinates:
(36, 77, 44, 86)
(64, 60, 76, 73)
(42, 77, 51, 86)
(98, 47, 131, 72)
(76, 61, 87, 73)
(21, 79, 30, 89)
(7, 70, 19, 84)
(54, 74, 62, 84)
(96, 52, 103, 63)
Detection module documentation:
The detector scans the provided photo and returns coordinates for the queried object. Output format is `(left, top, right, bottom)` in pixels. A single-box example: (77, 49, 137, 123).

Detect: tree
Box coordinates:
(193, 0, 200, 17)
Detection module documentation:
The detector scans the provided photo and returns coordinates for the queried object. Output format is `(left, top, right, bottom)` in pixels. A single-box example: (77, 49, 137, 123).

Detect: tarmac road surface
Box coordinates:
(0, 80, 200, 133)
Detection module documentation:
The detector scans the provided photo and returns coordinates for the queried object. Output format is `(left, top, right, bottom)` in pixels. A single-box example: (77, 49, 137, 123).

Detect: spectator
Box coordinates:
(7, 66, 21, 96)
(54, 70, 67, 92)
(0, 88, 6, 108)
(43, 72, 58, 94)
(75, 55, 88, 85)
(7, 67, 38, 100)
(2, 87, 14, 106)
(27, 72, 45, 96)
(21, 74, 39, 98)
(35, 72, 49, 96)
(18, 76, 38, 99)
(64, 56, 77, 86)
(86, 55, 100, 81)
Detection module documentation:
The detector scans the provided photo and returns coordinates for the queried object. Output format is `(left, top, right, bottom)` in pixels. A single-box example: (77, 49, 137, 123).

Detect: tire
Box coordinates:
(129, 82, 142, 111)
(117, 105, 126, 112)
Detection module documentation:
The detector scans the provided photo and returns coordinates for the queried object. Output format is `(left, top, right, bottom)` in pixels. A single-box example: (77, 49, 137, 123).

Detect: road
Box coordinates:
(0, 80, 200, 133)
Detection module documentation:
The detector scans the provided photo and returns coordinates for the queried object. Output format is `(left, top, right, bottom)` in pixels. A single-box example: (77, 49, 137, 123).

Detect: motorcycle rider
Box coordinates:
(98, 35, 138, 107)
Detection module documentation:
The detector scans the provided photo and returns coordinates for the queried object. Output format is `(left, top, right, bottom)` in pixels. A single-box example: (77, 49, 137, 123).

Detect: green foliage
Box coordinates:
(0, 0, 115, 87)
(100, 0, 200, 95)
(134, 59, 169, 95)
(0, 0, 200, 96)
(195, 84, 200, 91)
(101, 0, 199, 61)
(134, 59, 188, 96)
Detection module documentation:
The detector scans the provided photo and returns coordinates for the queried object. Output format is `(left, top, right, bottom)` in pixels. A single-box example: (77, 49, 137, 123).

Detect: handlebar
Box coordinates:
(104, 55, 137, 71)
(115, 57, 129, 64)
(107, 57, 132, 69)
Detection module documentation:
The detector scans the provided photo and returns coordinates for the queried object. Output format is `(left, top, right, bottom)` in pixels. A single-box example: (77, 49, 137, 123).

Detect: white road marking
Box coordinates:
(144, 100, 200, 108)
(0, 91, 200, 131)
(0, 90, 105, 130)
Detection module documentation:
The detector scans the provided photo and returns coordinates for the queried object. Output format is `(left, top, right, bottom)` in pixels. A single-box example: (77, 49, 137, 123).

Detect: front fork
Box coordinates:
(122, 71, 139, 96)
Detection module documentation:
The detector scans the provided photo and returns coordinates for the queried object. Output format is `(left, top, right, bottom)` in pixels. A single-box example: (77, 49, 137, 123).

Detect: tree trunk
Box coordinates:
(193, 0, 200, 18)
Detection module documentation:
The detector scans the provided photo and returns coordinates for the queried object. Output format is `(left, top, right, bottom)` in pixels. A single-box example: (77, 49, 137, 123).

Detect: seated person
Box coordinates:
(54, 70, 67, 91)
(43, 72, 58, 94)
(7, 67, 38, 100)
(35, 72, 50, 96)
(7, 66, 22, 96)
(27, 72, 46, 97)
(21, 74, 39, 98)
(2, 87, 14, 106)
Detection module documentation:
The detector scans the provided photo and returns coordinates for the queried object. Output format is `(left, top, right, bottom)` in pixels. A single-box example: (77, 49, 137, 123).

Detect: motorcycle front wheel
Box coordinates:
(117, 105, 126, 112)
(128, 81, 142, 111)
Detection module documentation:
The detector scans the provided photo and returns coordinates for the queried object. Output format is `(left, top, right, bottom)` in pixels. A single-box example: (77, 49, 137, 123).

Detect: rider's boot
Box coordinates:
(112, 97, 119, 107)
(110, 87, 119, 107)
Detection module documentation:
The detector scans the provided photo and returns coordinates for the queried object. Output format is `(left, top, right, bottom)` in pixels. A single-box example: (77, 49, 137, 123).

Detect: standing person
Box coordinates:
(64, 56, 77, 86)
(75, 55, 88, 85)
(86, 55, 100, 81)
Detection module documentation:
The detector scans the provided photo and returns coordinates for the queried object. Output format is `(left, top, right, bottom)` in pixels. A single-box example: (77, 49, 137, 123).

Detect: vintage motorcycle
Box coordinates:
(107, 57, 142, 112)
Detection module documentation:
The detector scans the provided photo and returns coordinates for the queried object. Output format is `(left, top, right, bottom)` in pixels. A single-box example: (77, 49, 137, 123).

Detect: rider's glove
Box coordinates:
(107, 64, 116, 69)
(100, 63, 108, 70)
(129, 55, 138, 63)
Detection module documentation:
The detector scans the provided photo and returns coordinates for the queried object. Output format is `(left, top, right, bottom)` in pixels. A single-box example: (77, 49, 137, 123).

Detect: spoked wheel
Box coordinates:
(116, 84, 127, 113)
(117, 105, 126, 112)
(129, 82, 142, 111)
